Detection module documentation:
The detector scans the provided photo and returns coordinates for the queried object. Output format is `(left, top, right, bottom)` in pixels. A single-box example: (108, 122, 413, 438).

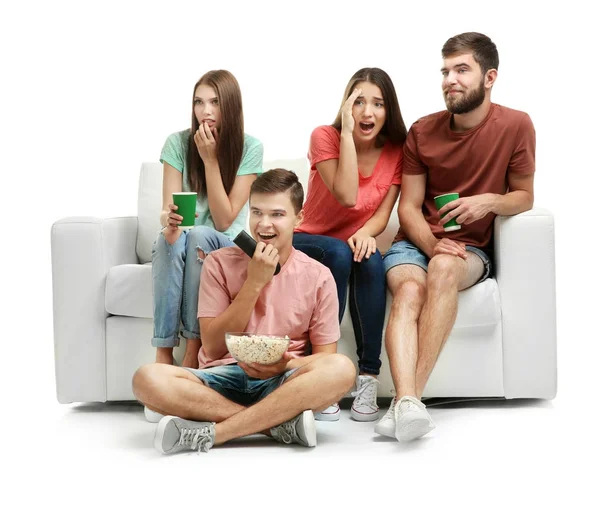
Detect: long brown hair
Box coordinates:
(332, 67, 407, 147)
(187, 70, 244, 197)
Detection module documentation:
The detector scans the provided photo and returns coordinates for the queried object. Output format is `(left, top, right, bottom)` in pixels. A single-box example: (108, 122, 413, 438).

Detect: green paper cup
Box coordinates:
(434, 193, 461, 232)
(172, 192, 197, 229)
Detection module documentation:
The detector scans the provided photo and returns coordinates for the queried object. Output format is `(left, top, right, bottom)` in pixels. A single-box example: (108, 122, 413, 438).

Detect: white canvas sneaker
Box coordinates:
(144, 406, 164, 423)
(394, 396, 435, 441)
(314, 403, 341, 421)
(374, 396, 397, 438)
(350, 375, 380, 421)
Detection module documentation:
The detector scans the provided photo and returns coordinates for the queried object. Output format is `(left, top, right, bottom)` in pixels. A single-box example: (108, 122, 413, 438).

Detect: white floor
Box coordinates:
(10, 388, 595, 526)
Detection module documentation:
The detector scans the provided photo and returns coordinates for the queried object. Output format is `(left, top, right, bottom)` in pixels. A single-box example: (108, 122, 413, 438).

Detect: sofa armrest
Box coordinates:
(494, 208, 557, 399)
(51, 216, 138, 403)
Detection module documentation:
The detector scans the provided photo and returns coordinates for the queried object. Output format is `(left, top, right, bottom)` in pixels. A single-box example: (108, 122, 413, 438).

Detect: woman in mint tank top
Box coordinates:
(293, 68, 407, 424)
(151, 70, 263, 371)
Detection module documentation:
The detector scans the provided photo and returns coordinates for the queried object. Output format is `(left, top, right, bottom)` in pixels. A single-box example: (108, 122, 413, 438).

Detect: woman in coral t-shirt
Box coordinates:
(294, 67, 407, 423)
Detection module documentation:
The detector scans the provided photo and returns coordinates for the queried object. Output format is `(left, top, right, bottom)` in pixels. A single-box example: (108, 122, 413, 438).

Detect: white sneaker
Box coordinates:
(350, 375, 380, 421)
(374, 397, 397, 438)
(144, 406, 164, 423)
(314, 403, 340, 421)
(394, 395, 435, 441)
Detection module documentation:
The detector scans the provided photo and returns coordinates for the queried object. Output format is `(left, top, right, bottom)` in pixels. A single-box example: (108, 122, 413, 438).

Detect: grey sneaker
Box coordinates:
(374, 396, 397, 438)
(394, 396, 435, 441)
(154, 416, 216, 454)
(271, 410, 317, 447)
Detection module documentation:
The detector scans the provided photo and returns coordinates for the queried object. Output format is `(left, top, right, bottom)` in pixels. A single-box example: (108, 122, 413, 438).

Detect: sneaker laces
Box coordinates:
(271, 416, 299, 445)
(382, 397, 397, 420)
(351, 377, 380, 410)
(395, 396, 426, 418)
(178, 426, 214, 453)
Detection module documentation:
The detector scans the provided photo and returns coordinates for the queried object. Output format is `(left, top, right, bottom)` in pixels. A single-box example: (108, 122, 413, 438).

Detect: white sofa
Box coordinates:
(51, 160, 557, 403)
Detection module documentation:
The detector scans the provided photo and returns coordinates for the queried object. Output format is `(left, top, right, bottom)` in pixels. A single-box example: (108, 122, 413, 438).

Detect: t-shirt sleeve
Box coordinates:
(238, 136, 264, 176)
(402, 125, 427, 175)
(197, 254, 232, 319)
(160, 131, 186, 173)
(308, 126, 340, 170)
(308, 268, 341, 345)
(508, 113, 536, 175)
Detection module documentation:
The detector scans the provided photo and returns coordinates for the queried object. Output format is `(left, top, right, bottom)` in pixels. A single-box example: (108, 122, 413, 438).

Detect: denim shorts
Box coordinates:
(383, 240, 492, 283)
(184, 364, 298, 406)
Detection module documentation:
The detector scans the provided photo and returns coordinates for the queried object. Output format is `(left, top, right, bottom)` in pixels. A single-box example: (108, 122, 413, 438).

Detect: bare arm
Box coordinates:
(160, 162, 183, 228)
(398, 173, 439, 258)
(357, 184, 401, 237)
(194, 124, 257, 231)
(314, 88, 363, 207)
(437, 171, 534, 227)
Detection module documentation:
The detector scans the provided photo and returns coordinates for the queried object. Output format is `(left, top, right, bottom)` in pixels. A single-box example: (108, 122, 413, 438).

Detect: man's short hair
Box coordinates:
(442, 32, 499, 75)
(250, 168, 304, 214)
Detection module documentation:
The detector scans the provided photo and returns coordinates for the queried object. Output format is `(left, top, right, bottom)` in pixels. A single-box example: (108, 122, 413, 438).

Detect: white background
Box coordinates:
(1, 0, 598, 525)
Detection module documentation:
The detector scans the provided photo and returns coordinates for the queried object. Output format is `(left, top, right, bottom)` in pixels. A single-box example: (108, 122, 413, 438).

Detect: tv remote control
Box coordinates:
(233, 230, 281, 275)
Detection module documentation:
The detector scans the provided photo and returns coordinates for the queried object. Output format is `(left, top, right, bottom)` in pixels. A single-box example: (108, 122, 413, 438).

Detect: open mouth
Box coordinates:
(359, 122, 375, 132)
(258, 233, 277, 242)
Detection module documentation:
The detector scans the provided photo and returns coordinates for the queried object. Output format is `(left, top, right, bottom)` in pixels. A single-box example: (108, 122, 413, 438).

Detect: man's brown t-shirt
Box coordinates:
(394, 103, 536, 252)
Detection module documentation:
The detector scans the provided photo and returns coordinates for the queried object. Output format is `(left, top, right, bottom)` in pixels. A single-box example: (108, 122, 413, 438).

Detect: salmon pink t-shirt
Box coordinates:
(295, 125, 403, 242)
(196, 247, 340, 369)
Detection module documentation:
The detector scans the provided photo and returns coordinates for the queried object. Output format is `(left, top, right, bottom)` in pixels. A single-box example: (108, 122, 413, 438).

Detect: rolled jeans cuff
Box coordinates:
(151, 336, 180, 348)
(181, 328, 201, 340)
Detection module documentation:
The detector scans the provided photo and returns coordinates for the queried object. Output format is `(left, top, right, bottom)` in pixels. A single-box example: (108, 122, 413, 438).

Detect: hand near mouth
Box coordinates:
(194, 121, 218, 163)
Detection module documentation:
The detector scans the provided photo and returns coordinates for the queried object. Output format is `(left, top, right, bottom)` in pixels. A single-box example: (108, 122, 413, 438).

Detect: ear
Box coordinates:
(295, 209, 304, 228)
(485, 69, 498, 89)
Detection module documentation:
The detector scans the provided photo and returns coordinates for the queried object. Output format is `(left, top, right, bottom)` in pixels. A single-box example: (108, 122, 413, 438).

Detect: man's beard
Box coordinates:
(444, 77, 485, 114)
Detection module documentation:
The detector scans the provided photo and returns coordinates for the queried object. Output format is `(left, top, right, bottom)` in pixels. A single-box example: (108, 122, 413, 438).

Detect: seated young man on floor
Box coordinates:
(133, 168, 356, 454)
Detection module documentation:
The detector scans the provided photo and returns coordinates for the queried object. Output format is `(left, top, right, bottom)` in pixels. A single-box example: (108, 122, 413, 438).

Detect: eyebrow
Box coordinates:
(441, 63, 471, 72)
(250, 206, 287, 213)
(193, 97, 218, 101)
(356, 96, 384, 101)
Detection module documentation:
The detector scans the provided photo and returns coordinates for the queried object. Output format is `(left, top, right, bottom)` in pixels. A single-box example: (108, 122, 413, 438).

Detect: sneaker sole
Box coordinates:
(154, 416, 177, 454)
(350, 408, 380, 422)
(298, 410, 317, 447)
(314, 410, 340, 422)
(374, 420, 396, 438)
(395, 417, 434, 442)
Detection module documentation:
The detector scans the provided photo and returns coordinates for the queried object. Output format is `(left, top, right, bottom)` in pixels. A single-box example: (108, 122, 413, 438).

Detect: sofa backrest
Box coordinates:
(135, 159, 399, 263)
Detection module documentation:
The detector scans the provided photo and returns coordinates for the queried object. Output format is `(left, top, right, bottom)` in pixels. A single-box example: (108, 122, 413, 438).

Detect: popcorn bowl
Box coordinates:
(225, 332, 290, 365)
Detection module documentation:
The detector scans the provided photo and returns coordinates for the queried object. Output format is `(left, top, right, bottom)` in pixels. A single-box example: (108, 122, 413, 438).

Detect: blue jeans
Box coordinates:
(151, 226, 234, 347)
(292, 233, 385, 375)
(185, 364, 297, 406)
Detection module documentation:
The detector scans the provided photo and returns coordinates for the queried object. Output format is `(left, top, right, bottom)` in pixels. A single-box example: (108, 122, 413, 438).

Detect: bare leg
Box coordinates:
(385, 265, 427, 398)
(181, 339, 200, 368)
(156, 347, 174, 365)
(214, 354, 355, 445)
(415, 253, 484, 398)
(133, 355, 356, 446)
(133, 364, 245, 422)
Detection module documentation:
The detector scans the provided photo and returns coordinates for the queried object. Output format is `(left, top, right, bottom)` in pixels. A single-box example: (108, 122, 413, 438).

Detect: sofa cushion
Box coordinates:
(136, 163, 163, 264)
(105, 261, 501, 328)
(105, 263, 153, 318)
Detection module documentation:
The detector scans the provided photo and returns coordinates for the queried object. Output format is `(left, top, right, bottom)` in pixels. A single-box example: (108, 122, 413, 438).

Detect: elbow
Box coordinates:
(335, 193, 357, 208)
(213, 218, 234, 232)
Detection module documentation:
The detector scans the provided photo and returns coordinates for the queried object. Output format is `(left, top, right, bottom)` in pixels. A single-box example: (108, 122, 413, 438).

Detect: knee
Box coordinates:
(132, 363, 163, 403)
(319, 354, 356, 389)
(186, 226, 214, 260)
(428, 255, 460, 288)
(325, 241, 353, 271)
(391, 280, 426, 316)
